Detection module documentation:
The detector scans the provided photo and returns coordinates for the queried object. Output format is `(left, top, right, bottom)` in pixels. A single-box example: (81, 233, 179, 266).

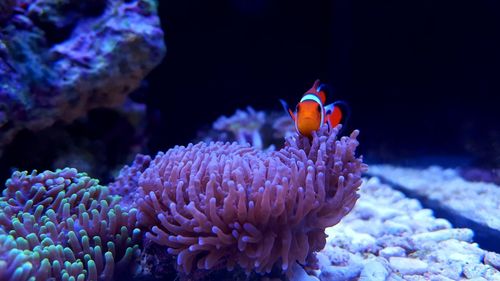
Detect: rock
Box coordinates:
(463, 264, 488, 278)
(429, 218, 452, 231)
(403, 275, 428, 281)
(429, 275, 455, 281)
(410, 228, 474, 245)
(389, 257, 428, 275)
(368, 165, 500, 251)
(290, 263, 320, 281)
(318, 177, 500, 281)
(382, 220, 412, 235)
(485, 252, 500, 270)
(318, 251, 364, 280)
(345, 229, 377, 253)
(319, 264, 362, 281)
(379, 246, 406, 259)
(358, 259, 389, 281)
(0, 0, 166, 153)
(387, 273, 405, 281)
(0, 0, 15, 22)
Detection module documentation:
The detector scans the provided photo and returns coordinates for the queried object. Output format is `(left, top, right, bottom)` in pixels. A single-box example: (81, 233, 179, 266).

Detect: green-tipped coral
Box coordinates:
(0, 168, 141, 281)
(0, 234, 33, 281)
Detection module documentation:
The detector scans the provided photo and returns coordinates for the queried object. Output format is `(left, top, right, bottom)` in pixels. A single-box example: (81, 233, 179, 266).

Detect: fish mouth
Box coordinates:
(298, 118, 320, 131)
(302, 116, 316, 122)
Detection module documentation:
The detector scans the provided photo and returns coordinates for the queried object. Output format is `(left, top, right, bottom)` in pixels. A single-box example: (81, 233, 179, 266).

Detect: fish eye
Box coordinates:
(296, 104, 300, 111)
(317, 105, 321, 112)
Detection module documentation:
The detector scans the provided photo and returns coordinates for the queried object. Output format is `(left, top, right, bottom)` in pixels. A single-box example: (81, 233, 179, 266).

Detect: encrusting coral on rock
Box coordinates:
(0, 168, 141, 281)
(133, 125, 367, 275)
(0, 0, 166, 155)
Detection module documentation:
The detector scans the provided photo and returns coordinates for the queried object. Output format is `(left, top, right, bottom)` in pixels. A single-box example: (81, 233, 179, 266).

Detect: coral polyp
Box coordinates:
(134, 125, 367, 274)
(0, 168, 141, 281)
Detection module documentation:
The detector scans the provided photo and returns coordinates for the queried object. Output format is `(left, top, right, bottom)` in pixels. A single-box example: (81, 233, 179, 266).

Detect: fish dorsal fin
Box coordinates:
(316, 84, 327, 105)
(305, 79, 326, 104)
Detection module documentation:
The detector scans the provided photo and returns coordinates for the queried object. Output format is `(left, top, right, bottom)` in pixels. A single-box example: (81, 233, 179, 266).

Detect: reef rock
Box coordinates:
(309, 177, 500, 281)
(0, 0, 166, 154)
(368, 165, 500, 253)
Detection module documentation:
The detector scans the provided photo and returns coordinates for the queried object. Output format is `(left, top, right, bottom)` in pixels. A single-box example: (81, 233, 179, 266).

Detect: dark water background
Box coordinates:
(1, 0, 499, 185)
(146, 0, 500, 169)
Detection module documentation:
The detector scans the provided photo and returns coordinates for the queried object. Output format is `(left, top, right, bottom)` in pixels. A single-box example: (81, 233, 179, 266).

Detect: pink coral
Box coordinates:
(137, 125, 367, 274)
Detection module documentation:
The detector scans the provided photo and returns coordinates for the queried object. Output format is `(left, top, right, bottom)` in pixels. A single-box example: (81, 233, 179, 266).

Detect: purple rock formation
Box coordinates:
(0, 0, 166, 154)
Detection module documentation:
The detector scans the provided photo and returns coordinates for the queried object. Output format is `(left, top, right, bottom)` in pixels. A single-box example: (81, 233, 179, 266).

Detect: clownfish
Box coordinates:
(280, 79, 349, 137)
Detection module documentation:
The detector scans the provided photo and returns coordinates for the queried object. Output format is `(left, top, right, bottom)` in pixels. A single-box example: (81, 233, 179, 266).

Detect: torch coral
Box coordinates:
(0, 168, 141, 281)
(0, 234, 33, 281)
(137, 125, 366, 274)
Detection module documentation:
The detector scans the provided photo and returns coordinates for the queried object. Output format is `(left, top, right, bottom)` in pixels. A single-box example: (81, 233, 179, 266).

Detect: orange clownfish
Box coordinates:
(280, 79, 349, 137)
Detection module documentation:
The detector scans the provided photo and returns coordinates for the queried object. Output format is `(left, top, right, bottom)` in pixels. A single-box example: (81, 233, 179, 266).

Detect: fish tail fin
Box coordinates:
(325, 100, 350, 128)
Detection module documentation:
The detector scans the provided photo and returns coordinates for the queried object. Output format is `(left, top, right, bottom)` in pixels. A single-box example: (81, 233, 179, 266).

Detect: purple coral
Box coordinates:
(110, 153, 152, 209)
(136, 125, 367, 274)
(212, 106, 266, 149)
(0, 168, 141, 280)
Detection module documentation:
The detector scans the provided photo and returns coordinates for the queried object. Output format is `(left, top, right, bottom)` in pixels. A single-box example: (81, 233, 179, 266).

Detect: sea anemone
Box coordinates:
(136, 125, 367, 274)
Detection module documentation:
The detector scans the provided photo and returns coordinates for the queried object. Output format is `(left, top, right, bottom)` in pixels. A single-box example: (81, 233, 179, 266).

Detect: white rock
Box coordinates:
(318, 177, 500, 281)
(403, 275, 427, 281)
(466, 278, 487, 281)
(429, 275, 455, 281)
(483, 266, 500, 280)
(358, 259, 389, 281)
(319, 264, 362, 281)
(386, 273, 405, 281)
(463, 263, 487, 278)
(346, 230, 377, 253)
(427, 262, 462, 280)
(379, 246, 406, 258)
(383, 220, 412, 235)
(389, 257, 428, 275)
(485, 252, 500, 270)
(321, 244, 351, 265)
(428, 218, 452, 231)
(290, 263, 320, 281)
(410, 228, 473, 245)
(316, 252, 331, 269)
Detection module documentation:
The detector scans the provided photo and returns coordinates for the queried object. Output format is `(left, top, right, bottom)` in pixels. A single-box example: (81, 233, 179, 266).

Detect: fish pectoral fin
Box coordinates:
(288, 109, 296, 121)
(324, 103, 334, 115)
(279, 99, 296, 121)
